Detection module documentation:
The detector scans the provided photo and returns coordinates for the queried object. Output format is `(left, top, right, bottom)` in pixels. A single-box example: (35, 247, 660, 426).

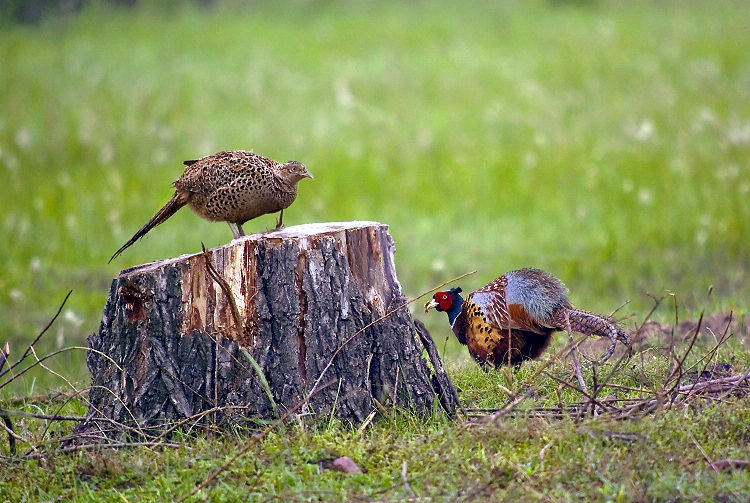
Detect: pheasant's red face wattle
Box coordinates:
(435, 291, 453, 311)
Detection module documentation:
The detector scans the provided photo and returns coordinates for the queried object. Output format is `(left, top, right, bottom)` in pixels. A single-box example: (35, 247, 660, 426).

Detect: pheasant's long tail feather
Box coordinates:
(109, 194, 186, 263)
(554, 307, 630, 363)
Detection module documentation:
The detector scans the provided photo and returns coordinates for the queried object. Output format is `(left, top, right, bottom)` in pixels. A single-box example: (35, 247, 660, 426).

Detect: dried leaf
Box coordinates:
(707, 459, 750, 472)
(321, 456, 362, 474)
(332, 456, 362, 473)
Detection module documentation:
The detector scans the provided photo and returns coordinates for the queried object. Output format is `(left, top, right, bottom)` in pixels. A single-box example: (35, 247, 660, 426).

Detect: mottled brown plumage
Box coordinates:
(425, 268, 629, 367)
(110, 150, 312, 262)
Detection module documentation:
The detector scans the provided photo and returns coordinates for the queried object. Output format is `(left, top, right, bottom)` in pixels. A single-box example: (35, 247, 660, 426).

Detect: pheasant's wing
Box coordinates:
(471, 276, 510, 327)
(471, 278, 548, 335)
(467, 290, 508, 329)
(175, 159, 210, 193)
(174, 151, 237, 194)
(202, 184, 237, 220)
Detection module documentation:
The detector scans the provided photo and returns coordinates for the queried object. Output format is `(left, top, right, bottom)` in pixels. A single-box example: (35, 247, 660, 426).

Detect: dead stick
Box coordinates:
(564, 311, 588, 396)
(2, 441, 183, 461)
(1, 414, 15, 455)
(688, 430, 714, 468)
(681, 313, 734, 404)
(0, 342, 9, 372)
(401, 460, 417, 499)
(489, 387, 537, 421)
(664, 312, 705, 405)
(0, 290, 72, 381)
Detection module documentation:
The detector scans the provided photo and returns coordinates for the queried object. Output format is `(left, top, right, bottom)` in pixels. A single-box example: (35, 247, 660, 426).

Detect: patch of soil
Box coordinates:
(681, 361, 735, 385)
(632, 312, 750, 344)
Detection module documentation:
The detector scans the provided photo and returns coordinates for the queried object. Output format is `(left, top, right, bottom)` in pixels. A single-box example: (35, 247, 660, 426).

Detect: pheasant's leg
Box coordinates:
(228, 222, 245, 239)
(274, 209, 284, 230)
(617, 330, 631, 345)
(616, 330, 632, 358)
(228, 222, 240, 239)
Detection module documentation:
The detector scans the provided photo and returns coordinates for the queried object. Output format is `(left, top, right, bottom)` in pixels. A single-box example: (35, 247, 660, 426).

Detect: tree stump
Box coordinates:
(86, 221, 459, 432)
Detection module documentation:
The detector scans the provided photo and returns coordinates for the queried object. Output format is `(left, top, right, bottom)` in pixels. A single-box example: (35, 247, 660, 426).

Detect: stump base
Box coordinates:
(86, 222, 458, 431)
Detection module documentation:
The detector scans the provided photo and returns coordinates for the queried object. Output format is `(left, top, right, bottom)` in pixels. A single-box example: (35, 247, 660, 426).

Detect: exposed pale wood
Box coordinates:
(87, 222, 458, 431)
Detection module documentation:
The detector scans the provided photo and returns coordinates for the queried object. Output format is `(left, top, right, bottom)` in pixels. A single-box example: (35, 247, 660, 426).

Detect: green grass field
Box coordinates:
(1, 0, 750, 500)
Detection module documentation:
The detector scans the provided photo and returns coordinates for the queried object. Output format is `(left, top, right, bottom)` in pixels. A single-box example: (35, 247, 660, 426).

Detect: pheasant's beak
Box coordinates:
(303, 168, 313, 179)
(424, 299, 439, 313)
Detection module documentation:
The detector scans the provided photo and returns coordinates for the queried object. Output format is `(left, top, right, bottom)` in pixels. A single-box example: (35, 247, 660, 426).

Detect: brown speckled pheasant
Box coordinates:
(109, 150, 312, 262)
(425, 268, 629, 367)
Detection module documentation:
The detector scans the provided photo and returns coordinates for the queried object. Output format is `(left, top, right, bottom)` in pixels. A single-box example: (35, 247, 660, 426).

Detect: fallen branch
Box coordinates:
(465, 371, 750, 422)
(0, 291, 72, 382)
(402, 460, 417, 499)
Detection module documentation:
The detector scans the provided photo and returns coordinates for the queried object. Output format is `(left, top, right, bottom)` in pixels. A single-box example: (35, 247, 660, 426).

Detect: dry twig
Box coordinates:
(0, 291, 72, 382)
(402, 460, 417, 499)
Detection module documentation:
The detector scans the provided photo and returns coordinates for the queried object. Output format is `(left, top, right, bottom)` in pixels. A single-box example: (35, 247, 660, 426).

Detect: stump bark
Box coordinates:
(87, 221, 458, 431)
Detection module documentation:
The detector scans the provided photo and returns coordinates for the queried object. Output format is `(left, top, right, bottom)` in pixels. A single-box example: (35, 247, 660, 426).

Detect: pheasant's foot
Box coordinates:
(274, 209, 285, 230)
(589, 337, 617, 366)
(227, 222, 246, 239)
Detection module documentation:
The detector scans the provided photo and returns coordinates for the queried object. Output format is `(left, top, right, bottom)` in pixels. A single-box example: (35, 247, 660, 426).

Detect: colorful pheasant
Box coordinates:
(424, 268, 629, 366)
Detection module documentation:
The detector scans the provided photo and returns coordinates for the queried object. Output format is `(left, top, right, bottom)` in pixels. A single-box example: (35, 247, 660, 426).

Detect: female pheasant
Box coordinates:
(424, 268, 629, 367)
(109, 150, 312, 262)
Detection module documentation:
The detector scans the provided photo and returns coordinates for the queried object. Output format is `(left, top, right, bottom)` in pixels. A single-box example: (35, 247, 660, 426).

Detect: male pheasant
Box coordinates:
(110, 150, 312, 262)
(424, 268, 629, 367)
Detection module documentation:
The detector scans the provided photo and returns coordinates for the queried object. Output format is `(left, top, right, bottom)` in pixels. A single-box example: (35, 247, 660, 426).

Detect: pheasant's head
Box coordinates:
(424, 287, 463, 318)
(425, 287, 465, 341)
(275, 161, 313, 185)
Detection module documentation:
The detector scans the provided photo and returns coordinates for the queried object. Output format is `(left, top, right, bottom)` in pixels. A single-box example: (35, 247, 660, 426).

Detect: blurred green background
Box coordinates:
(1, 0, 748, 395)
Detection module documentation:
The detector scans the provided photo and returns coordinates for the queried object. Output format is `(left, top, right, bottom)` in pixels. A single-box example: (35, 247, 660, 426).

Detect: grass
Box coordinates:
(2, 330, 750, 501)
(1, 0, 749, 500)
